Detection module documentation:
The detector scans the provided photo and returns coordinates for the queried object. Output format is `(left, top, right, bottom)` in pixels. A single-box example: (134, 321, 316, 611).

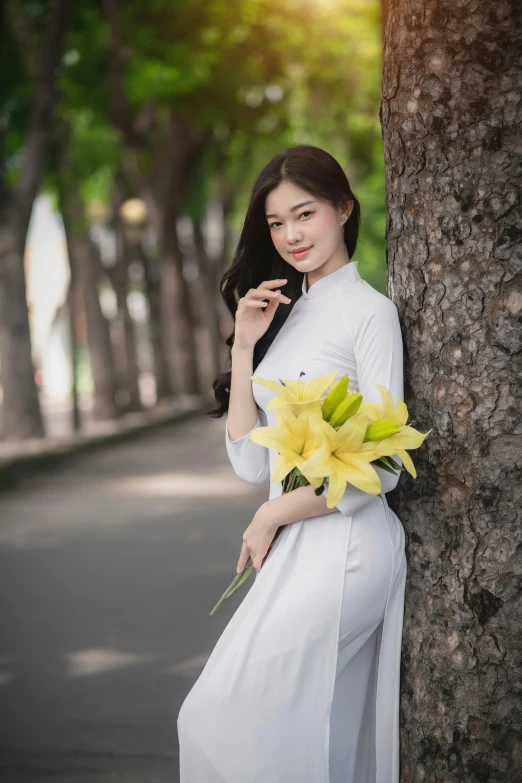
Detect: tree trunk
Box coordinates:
(110, 268, 143, 412)
(108, 178, 142, 412)
(62, 209, 118, 422)
(67, 273, 81, 433)
(0, 0, 68, 439)
(161, 217, 201, 395)
(138, 241, 171, 401)
(101, 0, 210, 399)
(0, 212, 45, 439)
(381, 3, 521, 781)
(192, 216, 223, 383)
(136, 118, 211, 398)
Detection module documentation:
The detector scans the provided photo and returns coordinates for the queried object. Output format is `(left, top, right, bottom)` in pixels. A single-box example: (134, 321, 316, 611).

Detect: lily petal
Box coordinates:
(336, 413, 369, 451)
(386, 425, 430, 450)
(338, 458, 382, 495)
(267, 397, 287, 411)
(325, 472, 347, 508)
(252, 376, 287, 398)
(250, 426, 291, 454)
(272, 454, 297, 482)
(308, 415, 340, 452)
(299, 446, 333, 479)
(357, 441, 382, 461)
(359, 401, 382, 422)
(298, 370, 338, 400)
(375, 384, 395, 417)
(394, 400, 409, 424)
(396, 448, 416, 478)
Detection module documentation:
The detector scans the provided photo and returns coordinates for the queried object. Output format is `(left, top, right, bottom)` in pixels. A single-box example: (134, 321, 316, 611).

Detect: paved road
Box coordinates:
(0, 415, 267, 781)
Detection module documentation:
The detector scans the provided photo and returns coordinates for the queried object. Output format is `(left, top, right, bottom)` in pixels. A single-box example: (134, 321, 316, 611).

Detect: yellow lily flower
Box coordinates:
(249, 405, 324, 487)
(361, 384, 431, 478)
(359, 383, 409, 425)
(300, 413, 382, 508)
(252, 371, 337, 416)
(375, 426, 432, 479)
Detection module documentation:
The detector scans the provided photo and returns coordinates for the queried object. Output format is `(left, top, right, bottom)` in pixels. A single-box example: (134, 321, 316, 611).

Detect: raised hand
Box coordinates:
(233, 279, 291, 352)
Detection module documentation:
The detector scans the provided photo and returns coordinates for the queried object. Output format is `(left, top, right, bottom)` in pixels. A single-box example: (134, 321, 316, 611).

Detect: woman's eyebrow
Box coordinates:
(266, 200, 316, 219)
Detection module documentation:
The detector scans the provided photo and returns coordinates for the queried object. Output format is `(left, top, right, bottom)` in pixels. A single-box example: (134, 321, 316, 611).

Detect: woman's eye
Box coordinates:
(269, 211, 313, 229)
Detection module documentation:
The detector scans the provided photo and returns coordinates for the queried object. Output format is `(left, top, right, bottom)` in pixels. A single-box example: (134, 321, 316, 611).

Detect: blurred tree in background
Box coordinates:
(0, 0, 69, 438)
(0, 0, 387, 440)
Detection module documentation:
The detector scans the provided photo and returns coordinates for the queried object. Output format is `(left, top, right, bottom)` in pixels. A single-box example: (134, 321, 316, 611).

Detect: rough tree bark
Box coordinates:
(381, 2, 521, 781)
(0, 0, 68, 439)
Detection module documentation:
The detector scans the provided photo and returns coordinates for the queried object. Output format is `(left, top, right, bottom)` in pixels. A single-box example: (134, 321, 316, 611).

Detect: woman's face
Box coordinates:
(265, 180, 352, 277)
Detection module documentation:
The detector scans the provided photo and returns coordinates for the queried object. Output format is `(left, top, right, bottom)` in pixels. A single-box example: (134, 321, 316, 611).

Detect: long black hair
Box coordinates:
(208, 144, 361, 417)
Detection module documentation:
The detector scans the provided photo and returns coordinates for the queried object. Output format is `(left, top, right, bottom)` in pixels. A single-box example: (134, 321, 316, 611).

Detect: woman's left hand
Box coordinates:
(237, 501, 279, 574)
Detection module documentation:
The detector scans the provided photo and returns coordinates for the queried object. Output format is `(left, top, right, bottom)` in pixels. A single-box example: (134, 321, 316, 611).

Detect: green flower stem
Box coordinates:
(210, 468, 302, 615)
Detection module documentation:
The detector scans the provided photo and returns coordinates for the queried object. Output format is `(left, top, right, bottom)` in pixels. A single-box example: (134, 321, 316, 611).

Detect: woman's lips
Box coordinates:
(291, 246, 312, 259)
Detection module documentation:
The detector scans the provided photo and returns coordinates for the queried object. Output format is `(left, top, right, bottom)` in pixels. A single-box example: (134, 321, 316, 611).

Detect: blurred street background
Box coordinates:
(0, 415, 267, 781)
(1, 0, 389, 779)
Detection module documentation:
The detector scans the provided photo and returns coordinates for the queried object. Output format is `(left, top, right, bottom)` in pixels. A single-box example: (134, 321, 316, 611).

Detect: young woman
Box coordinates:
(177, 145, 407, 783)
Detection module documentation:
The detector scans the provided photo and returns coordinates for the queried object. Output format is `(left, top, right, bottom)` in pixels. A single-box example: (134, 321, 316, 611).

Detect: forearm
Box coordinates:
(228, 347, 258, 441)
(268, 484, 337, 529)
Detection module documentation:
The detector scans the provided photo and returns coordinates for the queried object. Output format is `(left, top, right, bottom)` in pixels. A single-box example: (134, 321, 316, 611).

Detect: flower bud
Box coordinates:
(321, 374, 349, 421)
(330, 392, 363, 427)
(364, 420, 403, 442)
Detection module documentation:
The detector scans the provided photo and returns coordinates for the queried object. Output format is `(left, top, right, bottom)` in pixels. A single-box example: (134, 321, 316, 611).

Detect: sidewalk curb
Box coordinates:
(0, 403, 209, 491)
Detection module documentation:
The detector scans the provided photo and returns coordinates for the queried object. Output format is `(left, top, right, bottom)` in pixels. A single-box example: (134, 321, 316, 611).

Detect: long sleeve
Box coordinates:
(325, 295, 404, 517)
(225, 407, 271, 484)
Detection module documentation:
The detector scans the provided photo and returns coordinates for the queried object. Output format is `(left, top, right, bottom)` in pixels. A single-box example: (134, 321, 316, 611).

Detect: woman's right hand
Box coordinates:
(233, 278, 291, 352)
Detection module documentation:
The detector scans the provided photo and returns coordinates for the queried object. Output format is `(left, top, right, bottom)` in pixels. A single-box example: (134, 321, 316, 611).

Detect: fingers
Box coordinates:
(237, 541, 250, 573)
(238, 288, 291, 309)
(236, 279, 291, 312)
(243, 300, 270, 309)
(258, 280, 292, 305)
(246, 287, 288, 302)
(260, 278, 289, 290)
(263, 295, 284, 317)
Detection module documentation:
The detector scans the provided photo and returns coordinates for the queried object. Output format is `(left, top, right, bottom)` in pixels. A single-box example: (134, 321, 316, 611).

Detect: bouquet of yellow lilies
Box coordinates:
(210, 371, 431, 615)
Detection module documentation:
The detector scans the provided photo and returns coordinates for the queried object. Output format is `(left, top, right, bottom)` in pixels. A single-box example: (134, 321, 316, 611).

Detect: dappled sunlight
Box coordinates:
(64, 647, 157, 678)
(105, 471, 256, 498)
(0, 459, 265, 550)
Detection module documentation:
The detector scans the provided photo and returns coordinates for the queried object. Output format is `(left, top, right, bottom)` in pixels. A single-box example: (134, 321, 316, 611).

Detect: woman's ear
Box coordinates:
(341, 200, 354, 223)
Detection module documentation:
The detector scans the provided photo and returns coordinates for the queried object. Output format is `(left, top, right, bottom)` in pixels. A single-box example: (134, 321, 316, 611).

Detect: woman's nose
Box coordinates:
(286, 223, 303, 243)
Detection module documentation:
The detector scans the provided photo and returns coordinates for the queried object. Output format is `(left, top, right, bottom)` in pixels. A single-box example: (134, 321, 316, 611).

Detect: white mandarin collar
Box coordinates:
(301, 260, 361, 299)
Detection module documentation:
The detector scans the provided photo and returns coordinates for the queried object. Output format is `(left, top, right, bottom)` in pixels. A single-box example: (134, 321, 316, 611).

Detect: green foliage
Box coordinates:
(1, 0, 50, 190)
(5, 0, 387, 281)
(220, 0, 387, 286)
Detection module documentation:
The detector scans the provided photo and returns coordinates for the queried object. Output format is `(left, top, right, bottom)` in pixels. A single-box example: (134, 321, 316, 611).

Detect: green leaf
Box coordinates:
(372, 457, 399, 476)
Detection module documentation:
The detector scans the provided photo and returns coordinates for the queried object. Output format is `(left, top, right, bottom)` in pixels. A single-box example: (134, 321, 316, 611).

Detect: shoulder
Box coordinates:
(336, 279, 400, 338)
